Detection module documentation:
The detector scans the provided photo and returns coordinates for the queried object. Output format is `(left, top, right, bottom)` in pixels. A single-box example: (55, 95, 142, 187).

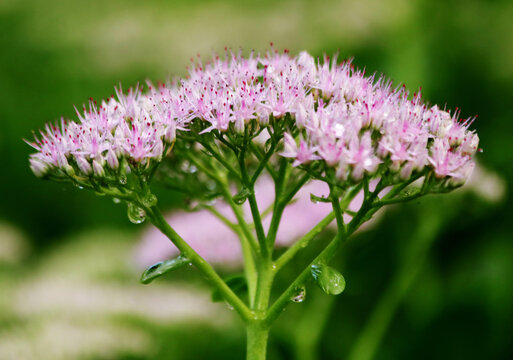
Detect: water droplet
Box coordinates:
(291, 286, 306, 303)
(311, 264, 346, 295)
(179, 160, 198, 174)
(205, 199, 217, 206)
(119, 174, 127, 185)
(206, 181, 216, 190)
(180, 161, 191, 172)
(112, 197, 121, 204)
(142, 193, 158, 207)
(127, 203, 146, 224)
(74, 183, 84, 190)
(271, 264, 277, 270)
(225, 302, 234, 310)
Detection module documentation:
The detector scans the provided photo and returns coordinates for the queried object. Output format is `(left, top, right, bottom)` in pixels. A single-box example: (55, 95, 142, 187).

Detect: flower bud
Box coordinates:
(92, 159, 105, 177)
(107, 149, 119, 169)
(29, 157, 49, 177)
(75, 155, 92, 175)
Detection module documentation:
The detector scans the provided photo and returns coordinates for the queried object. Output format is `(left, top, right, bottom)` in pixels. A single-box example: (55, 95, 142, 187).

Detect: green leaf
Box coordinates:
(311, 264, 346, 295)
(211, 274, 247, 302)
(140, 255, 190, 284)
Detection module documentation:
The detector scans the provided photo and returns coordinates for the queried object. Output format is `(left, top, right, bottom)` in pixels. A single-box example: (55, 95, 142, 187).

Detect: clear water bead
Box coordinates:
(127, 203, 146, 224)
(291, 286, 306, 303)
(142, 193, 158, 207)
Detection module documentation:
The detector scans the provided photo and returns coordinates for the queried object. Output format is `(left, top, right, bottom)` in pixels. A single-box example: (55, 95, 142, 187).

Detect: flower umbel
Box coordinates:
(28, 49, 478, 190)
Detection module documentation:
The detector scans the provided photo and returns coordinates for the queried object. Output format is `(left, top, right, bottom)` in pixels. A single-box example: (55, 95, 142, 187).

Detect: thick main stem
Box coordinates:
(247, 322, 270, 360)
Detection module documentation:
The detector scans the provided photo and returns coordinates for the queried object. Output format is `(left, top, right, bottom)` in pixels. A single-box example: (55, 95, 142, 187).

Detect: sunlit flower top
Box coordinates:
(27, 48, 479, 187)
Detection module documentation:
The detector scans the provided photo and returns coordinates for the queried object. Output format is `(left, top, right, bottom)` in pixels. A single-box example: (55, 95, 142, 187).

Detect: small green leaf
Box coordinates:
(311, 264, 346, 295)
(140, 255, 190, 284)
(211, 274, 247, 302)
(232, 187, 253, 205)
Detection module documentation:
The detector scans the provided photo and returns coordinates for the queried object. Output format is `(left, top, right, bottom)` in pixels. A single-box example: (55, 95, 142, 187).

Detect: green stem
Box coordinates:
(215, 178, 260, 307)
(200, 140, 241, 179)
(205, 204, 259, 307)
(205, 205, 239, 233)
(251, 142, 276, 185)
(247, 321, 270, 360)
(239, 148, 268, 257)
(249, 142, 277, 179)
(265, 231, 344, 325)
(266, 182, 382, 325)
(187, 154, 260, 255)
(145, 205, 253, 322)
(274, 183, 362, 272)
(265, 158, 290, 249)
(330, 185, 346, 235)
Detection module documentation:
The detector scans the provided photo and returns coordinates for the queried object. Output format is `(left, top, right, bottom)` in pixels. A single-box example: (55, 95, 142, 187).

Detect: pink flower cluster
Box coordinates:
(28, 48, 479, 186)
(27, 86, 178, 177)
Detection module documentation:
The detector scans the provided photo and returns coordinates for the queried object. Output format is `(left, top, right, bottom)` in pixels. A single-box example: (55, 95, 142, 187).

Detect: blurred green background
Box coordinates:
(0, 0, 512, 359)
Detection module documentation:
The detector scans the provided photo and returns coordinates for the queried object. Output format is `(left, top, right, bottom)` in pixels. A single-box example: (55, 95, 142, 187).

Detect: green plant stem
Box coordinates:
(249, 142, 277, 179)
(265, 230, 345, 325)
(266, 182, 385, 325)
(205, 204, 259, 307)
(330, 186, 346, 235)
(266, 172, 310, 249)
(265, 158, 289, 249)
(200, 140, 241, 179)
(239, 147, 268, 257)
(251, 142, 276, 185)
(213, 175, 260, 307)
(204, 205, 239, 232)
(247, 321, 270, 360)
(186, 147, 262, 307)
(186, 154, 260, 255)
(274, 184, 362, 272)
(145, 204, 253, 322)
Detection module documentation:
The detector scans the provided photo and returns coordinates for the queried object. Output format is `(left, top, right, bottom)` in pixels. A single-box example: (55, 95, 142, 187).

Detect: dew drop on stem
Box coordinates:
(119, 174, 127, 185)
(291, 286, 306, 303)
(142, 193, 158, 207)
(127, 203, 146, 224)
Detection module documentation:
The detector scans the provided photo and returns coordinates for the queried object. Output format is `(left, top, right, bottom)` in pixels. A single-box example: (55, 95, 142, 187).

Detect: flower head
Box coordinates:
(28, 48, 479, 190)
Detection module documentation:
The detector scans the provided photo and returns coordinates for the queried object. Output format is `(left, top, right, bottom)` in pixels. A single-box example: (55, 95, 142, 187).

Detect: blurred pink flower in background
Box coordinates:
(135, 177, 377, 268)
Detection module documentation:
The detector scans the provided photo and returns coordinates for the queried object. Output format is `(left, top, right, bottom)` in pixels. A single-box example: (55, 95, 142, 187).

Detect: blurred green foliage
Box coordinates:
(0, 0, 512, 359)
